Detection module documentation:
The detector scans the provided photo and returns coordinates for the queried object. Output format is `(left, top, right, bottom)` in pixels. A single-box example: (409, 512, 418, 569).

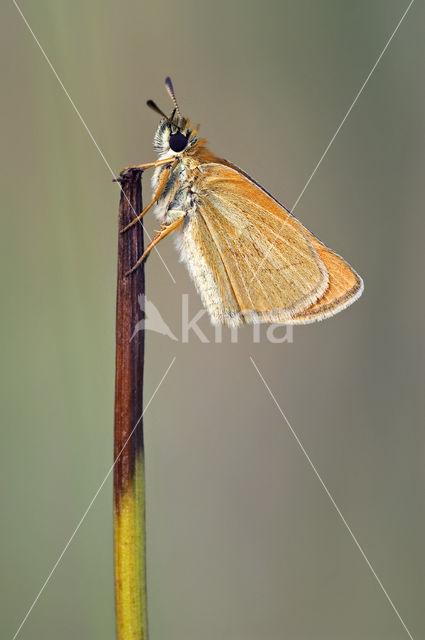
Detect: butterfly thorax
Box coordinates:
(151, 139, 221, 225)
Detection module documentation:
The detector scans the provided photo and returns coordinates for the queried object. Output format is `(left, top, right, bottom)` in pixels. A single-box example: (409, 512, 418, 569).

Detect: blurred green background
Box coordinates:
(1, 1, 424, 639)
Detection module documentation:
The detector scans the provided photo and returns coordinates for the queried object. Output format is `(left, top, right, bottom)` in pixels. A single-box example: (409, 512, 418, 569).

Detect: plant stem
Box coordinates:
(113, 169, 148, 640)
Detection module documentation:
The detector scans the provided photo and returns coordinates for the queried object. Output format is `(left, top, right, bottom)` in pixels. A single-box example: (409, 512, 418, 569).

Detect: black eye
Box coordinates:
(169, 131, 188, 152)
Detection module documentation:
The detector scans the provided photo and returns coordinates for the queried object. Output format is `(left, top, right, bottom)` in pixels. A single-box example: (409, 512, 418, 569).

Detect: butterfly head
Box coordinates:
(148, 77, 198, 155)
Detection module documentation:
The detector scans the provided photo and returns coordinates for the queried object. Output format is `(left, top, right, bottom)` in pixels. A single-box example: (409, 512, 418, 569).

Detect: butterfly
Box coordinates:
(120, 77, 363, 327)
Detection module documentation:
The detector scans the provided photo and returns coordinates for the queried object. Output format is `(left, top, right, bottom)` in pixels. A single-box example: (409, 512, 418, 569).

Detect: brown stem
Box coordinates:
(113, 168, 148, 639)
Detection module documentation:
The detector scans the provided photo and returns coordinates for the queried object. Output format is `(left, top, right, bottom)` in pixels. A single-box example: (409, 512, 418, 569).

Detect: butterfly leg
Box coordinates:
(119, 157, 173, 176)
(126, 214, 185, 275)
(120, 160, 178, 233)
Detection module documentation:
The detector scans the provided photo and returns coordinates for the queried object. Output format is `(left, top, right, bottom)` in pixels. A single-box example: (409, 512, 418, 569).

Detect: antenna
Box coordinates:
(146, 99, 168, 120)
(164, 77, 182, 117)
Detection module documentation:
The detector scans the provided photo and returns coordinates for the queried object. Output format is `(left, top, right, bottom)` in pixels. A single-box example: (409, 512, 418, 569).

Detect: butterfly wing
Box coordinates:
(177, 209, 243, 326)
(178, 162, 329, 326)
(289, 233, 363, 323)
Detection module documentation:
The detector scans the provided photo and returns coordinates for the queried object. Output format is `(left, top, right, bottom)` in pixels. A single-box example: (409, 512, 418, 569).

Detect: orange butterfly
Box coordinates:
(120, 77, 363, 327)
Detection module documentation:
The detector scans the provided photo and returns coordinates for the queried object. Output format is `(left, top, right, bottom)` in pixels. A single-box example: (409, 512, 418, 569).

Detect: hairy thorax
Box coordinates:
(151, 154, 203, 225)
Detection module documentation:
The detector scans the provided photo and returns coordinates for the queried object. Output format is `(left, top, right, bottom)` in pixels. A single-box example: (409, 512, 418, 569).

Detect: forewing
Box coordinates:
(189, 163, 328, 324)
(289, 233, 363, 323)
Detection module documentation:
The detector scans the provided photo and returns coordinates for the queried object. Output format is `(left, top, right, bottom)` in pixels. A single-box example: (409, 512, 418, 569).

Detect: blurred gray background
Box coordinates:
(1, 1, 424, 639)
